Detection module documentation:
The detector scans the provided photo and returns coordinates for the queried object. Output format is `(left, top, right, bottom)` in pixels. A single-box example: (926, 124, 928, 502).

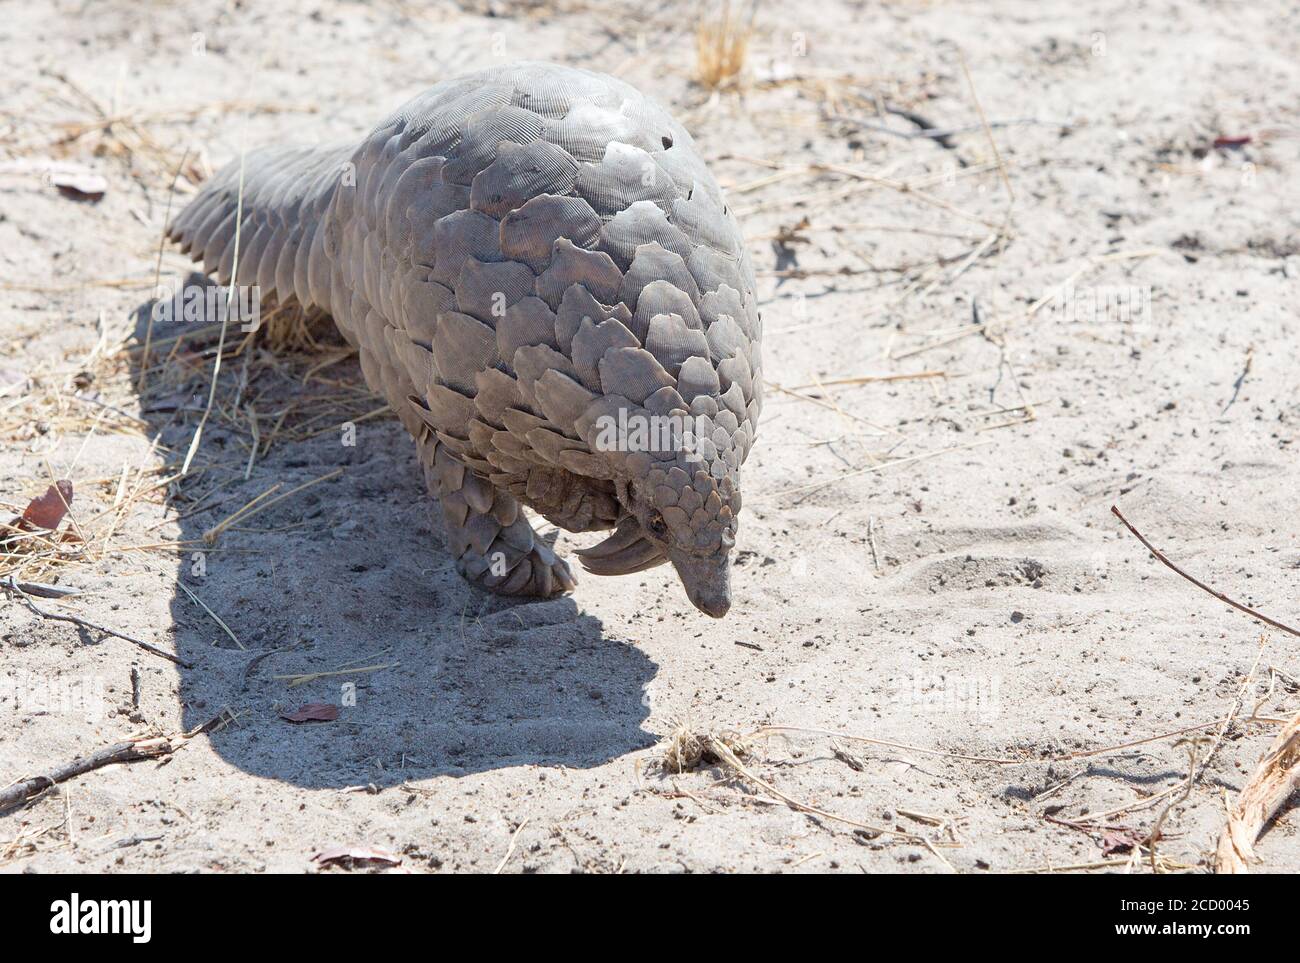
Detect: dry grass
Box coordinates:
(657, 719, 751, 773)
(694, 1, 756, 91)
(0, 280, 371, 598)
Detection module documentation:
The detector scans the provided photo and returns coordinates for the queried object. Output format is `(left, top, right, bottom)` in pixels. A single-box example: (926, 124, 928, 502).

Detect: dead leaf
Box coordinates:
(280, 703, 339, 723)
(1100, 827, 1144, 856)
(312, 844, 401, 867)
(51, 169, 107, 201)
(21, 480, 74, 530)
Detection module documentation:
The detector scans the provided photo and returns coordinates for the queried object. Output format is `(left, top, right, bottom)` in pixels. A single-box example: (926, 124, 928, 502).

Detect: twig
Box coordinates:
(867, 516, 881, 573)
(751, 715, 1269, 767)
(1198, 636, 1266, 782)
(0, 711, 232, 813)
(920, 835, 958, 873)
(786, 370, 947, 390)
(1110, 505, 1300, 639)
(1, 575, 191, 667)
(764, 380, 897, 435)
(271, 661, 399, 687)
(2, 579, 79, 599)
(957, 48, 1015, 216)
(769, 440, 993, 501)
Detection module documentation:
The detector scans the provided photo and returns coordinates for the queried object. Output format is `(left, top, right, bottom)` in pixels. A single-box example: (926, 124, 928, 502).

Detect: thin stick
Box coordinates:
(137, 147, 190, 393)
(1198, 637, 1266, 782)
(752, 716, 1260, 768)
(243, 403, 259, 479)
(786, 370, 947, 390)
(0, 740, 175, 813)
(921, 835, 958, 873)
(768, 440, 993, 500)
(1111, 505, 1300, 639)
(1, 576, 191, 668)
(1144, 740, 1199, 874)
(272, 661, 399, 687)
(175, 579, 243, 649)
(202, 468, 342, 544)
(0, 711, 232, 813)
(1007, 855, 1193, 875)
(706, 737, 925, 843)
(180, 145, 247, 476)
(4, 580, 79, 599)
(494, 817, 530, 874)
(764, 380, 897, 435)
(957, 48, 1015, 213)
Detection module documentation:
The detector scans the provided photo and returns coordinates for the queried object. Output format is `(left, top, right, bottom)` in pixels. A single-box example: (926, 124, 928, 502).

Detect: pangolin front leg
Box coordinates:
(421, 438, 576, 598)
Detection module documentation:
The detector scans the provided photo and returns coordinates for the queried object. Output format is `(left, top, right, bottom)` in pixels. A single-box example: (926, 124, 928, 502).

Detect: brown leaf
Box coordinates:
(280, 703, 339, 723)
(1100, 827, 1144, 856)
(312, 844, 401, 867)
(51, 169, 107, 201)
(22, 480, 74, 530)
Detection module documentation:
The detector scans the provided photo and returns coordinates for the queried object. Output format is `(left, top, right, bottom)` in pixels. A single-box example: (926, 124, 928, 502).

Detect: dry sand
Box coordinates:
(1, 0, 1298, 873)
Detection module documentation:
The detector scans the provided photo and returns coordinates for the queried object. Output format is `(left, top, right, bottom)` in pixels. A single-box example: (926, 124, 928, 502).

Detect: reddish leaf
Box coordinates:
(1213, 135, 1251, 149)
(280, 703, 339, 723)
(51, 169, 107, 201)
(312, 844, 401, 867)
(22, 480, 74, 530)
(1101, 828, 1144, 856)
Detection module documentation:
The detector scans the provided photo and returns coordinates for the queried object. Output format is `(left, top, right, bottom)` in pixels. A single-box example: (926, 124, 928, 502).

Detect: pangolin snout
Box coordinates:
(669, 549, 732, 618)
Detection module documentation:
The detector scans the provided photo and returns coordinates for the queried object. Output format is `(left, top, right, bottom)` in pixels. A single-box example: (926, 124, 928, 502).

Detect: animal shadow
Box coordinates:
(127, 278, 656, 788)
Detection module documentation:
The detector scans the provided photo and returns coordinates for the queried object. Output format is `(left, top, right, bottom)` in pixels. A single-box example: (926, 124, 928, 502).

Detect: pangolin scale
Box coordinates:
(167, 61, 762, 617)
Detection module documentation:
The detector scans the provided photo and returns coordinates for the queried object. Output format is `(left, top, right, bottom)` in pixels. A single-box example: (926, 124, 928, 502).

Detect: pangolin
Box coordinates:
(167, 61, 762, 617)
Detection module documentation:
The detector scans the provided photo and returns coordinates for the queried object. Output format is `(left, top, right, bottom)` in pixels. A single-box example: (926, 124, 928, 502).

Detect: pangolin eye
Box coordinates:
(646, 511, 669, 538)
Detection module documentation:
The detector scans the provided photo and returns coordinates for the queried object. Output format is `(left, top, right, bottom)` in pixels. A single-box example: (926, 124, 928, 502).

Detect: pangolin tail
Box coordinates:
(165, 144, 351, 315)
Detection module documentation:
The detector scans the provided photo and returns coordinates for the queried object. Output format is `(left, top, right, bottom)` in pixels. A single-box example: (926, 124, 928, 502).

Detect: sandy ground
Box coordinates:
(1, 0, 1298, 873)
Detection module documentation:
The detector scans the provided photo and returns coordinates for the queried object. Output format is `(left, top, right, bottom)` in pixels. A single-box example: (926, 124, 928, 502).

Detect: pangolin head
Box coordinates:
(575, 400, 744, 617)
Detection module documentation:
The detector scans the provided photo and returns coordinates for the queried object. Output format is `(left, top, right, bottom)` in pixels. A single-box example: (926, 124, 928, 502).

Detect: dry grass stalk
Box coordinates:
(694, 1, 755, 90)
(201, 467, 342, 545)
(1214, 707, 1300, 873)
(180, 147, 248, 477)
(655, 721, 933, 844)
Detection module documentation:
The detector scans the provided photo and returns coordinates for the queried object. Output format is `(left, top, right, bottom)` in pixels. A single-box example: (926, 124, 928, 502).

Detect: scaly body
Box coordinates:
(168, 62, 762, 616)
